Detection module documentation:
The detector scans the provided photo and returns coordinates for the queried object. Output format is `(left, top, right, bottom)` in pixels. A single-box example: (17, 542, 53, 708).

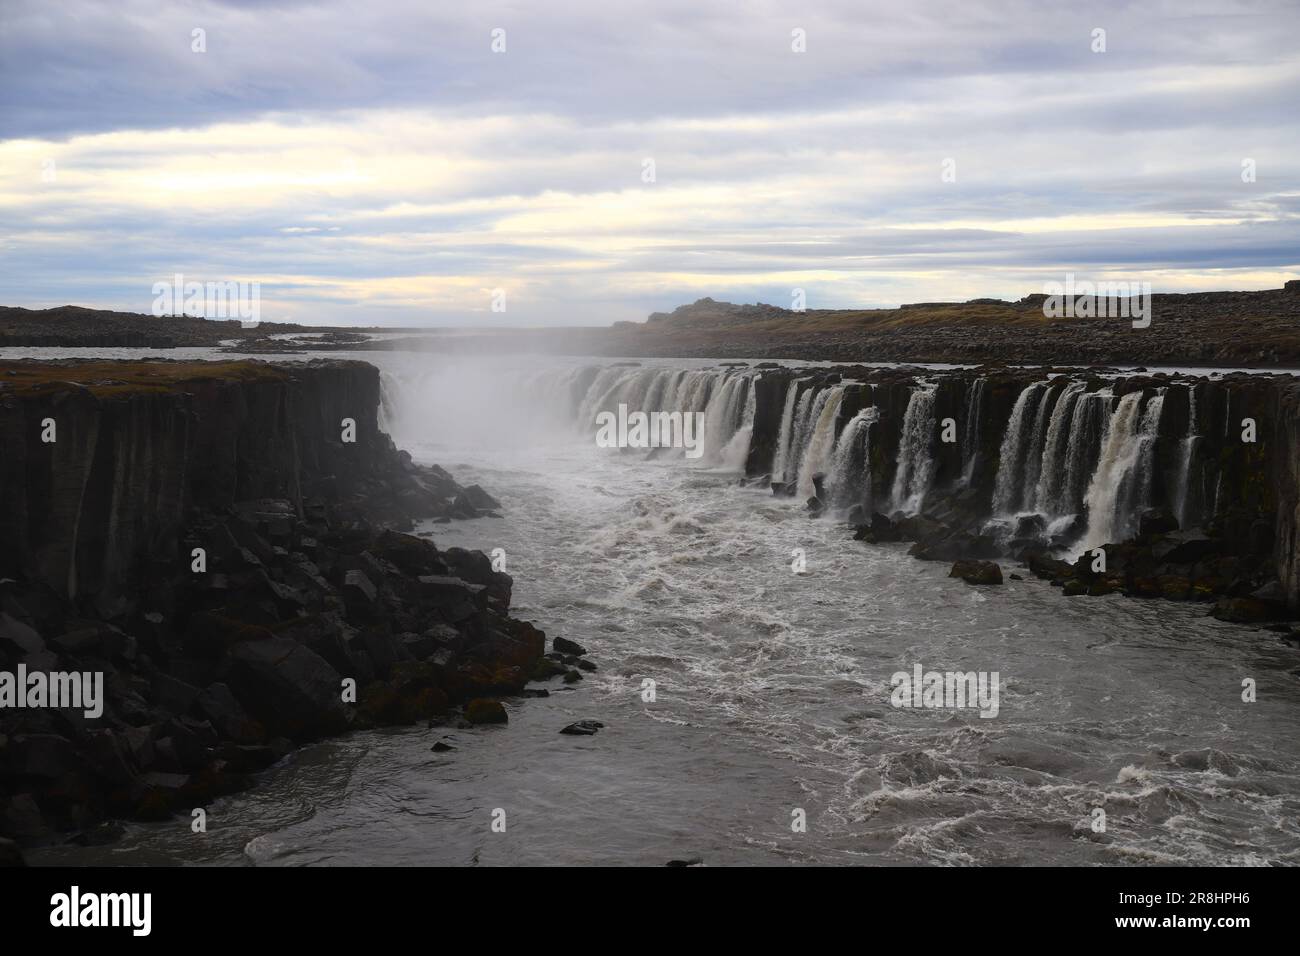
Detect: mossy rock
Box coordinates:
(465, 698, 508, 724)
(531, 657, 568, 681)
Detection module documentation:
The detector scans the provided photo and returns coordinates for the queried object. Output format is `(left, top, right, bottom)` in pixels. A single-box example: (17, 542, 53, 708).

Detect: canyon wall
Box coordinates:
(550, 363, 1300, 616)
(0, 359, 545, 846)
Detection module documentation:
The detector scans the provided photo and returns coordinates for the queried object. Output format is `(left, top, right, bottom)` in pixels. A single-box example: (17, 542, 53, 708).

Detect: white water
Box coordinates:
(1032, 381, 1088, 518)
(827, 406, 880, 511)
(1173, 388, 1202, 531)
(889, 385, 938, 514)
(1080, 391, 1166, 553)
(771, 378, 805, 483)
(992, 383, 1046, 515)
(796, 385, 847, 499)
(960, 377, 988, 487)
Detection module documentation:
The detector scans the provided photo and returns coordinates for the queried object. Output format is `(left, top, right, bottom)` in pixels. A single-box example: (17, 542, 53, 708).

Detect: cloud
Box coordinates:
(0, 0, 1297, 326)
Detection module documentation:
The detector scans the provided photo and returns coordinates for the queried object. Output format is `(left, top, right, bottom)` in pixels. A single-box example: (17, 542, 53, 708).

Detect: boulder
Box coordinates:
(553, 636, 588, 656)
(464, 698, 508, 724)
(1159, 538, 1221, 565)
(196, 682, 265, 744)
(342, 569, 378, 610)
(560, 720, 604, 736)
(461, 484, 503, 511)
(0, 837, 25, 867)
(949, 560, 1003, 586)
(1210, 597, 1281, 624)
(227, 636, 350, 740)
(1138, 509, 1180, 537)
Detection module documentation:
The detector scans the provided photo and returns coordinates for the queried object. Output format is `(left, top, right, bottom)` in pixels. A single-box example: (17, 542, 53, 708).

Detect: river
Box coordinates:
(18, 349, 1300, 866)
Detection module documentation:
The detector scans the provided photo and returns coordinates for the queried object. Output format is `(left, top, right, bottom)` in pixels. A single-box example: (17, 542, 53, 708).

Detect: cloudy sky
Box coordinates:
(1, 0, 1297, 327)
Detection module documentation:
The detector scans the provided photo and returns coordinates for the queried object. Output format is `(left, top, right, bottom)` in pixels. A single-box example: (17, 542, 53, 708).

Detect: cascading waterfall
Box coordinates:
(796, 385, 847, 498)
(1080, 390, 1166, 552)
(890, 385, 938, 514)
(1018, 382, 1065, 513)
(539, 366, 1188, 546)
(827, 406, 880, 511)
(770, 379, 804, 483)
(1060, 390, 1110, 520)
(1173, 386, 1201, 530)
(783, 386, 824, 488)
(718, 376, 758, 471)
(565, 365, 753, 462)
(960, 377, 987, 486)
(700, 372, 751, 464)
(992, 382, 1047, 514)
(1031, 381, 1088, 517)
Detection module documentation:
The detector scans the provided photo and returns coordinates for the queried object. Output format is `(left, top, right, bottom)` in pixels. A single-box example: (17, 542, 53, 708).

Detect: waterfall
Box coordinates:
(796, 385, 847, 498)
(960, 377, 987, 486)
(1018, 382, 1063, 513)
(1060, 390, 1110, 519)
(1031, 381, 1087, 517)
(827, 406, 880, 511)
(992, 383, 1047, 514)
(719, 376, 758, 472)
(771, 379, 804, 482)
(784, 386, 823, 487)
(890, 385, 938, 514)
(1173, 385, 1201, 530)
(700, 372, 750, 463)
(1080, 390, 1166, 551)
(556, 365, 765, 465)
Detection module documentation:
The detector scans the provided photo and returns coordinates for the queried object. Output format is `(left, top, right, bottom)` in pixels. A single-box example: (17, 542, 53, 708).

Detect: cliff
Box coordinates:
(740, 365, 1300, 617)
(555, 361, 1300, 619)
(0, 359, 549, 847)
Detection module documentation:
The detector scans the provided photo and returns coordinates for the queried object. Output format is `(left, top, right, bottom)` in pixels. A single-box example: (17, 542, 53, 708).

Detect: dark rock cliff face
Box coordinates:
(0, 359, 546, 847)
(1277, 384, 1300, 613)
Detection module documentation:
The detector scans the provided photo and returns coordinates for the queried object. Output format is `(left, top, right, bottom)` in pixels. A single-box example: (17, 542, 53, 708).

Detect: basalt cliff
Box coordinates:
(551, 363, 1300, 622)
(0, 359, 553, 851)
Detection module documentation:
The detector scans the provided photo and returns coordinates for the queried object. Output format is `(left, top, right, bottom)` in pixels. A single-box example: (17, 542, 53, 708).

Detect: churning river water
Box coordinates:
(18, 349, 1300, 867)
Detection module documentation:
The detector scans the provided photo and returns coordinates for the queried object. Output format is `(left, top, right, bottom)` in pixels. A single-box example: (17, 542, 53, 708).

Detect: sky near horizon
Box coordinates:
(1, 0, 1297, 328)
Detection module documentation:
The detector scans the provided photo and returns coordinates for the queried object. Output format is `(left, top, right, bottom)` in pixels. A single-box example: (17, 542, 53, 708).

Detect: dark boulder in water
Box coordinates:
(465, 699, 508, 724)
(553, 636, 588, 656)
(461, 484, 502, 511)
(949, 560, 1004, 586)
(1014, 514, 1047, 538)
(559, 720, 604, 736)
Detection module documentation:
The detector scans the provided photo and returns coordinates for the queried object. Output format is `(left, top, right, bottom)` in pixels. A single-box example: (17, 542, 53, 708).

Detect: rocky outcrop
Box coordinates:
(1277, 383, 1300, 614)
(0, 359, 546, 846)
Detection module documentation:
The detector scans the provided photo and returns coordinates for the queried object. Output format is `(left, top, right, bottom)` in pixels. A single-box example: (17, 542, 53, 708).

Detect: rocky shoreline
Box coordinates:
(0, 359, 561, 860)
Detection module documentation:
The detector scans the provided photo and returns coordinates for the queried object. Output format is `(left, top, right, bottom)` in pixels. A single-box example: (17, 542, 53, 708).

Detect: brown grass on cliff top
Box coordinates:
(0, 359, 293, 397)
